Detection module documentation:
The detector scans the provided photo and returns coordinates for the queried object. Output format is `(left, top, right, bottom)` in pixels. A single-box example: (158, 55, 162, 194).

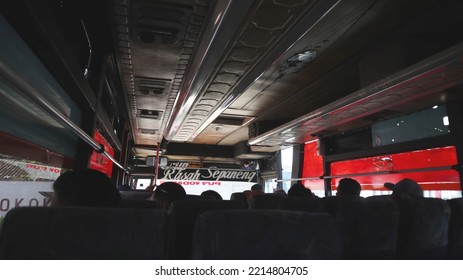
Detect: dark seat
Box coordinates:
(119, 199, 159, 209)
(186, 194, 202, 200)
(169, 199, 245, 259)
(278, 196, 325, 212)
(248, 194, 284, 209)
(338, 196, 400, 259)
(396, 197, 451, 259)
(446, 198, 463, 259)
(322, 195, 365, 217)
(119, 190, 151, 200)
(230, 192, 248, 208)
(192, 210, 342, 259)
(0, 207, 170, 259)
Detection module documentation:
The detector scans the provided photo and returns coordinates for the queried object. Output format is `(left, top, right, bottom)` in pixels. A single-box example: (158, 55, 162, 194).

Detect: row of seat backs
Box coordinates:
(443, 198, 463, 259)
(0, 207, 171, 259)
(168, 200, 245, 259)
(277, 195, 456, 259)
(115, 198, 339, 259)
(281, 195, 399, 259)
(192, 210, 342, 259)
(0, 206, 342, 260)
(1, 197, 459, 260)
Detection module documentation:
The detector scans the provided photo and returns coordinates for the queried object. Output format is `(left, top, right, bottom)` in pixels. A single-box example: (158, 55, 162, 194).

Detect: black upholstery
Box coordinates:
(186, 194, 202, 200)
(230, 192, 248, 208)
(396, 197, 451, 259)
(339, 196, 399, 259)
(119, 190, 152, 200)
(278, 197, 325, 212)
(169, 199, 245, 259)
(323, 195, 365, 217)
(119, 199, 159, 209)
(192, 210, 343, 259)
(248, 194, 284, 209)
(0, 207, 170, 259)
(446, 198, 463, 259)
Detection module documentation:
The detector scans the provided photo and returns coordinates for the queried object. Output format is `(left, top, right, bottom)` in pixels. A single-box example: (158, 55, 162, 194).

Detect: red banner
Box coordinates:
(302, 141, 460, 191)
(89, 131, 114, 177)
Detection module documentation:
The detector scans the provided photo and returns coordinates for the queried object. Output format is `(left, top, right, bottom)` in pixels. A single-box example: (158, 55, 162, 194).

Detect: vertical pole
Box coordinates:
(292, 144, 305, 183)
(446, 99, 463, 193)
(153, 144, 160, 186)
(276, 150, 283, 191)
(318, 139, 332, 196)
(323, 160, 332, 197)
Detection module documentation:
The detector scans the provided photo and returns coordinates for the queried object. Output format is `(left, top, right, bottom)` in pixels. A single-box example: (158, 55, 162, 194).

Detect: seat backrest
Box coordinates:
(0, 207, 170, 259)
(446, 198, 463, 259)
(186, 194, 202, 200)
(192, 210, 342, 259)
(169, 199, 245, 259)
(322, 195, 365, 217)
(230, 192, 248, 208)
(339, 196, 399, 259)
(396, 197, 451, 259)
(248, 194, 284, 209)
(119, 190, 152, 200)
(278, 197, 325, 212)
(119, 199, 159, 209)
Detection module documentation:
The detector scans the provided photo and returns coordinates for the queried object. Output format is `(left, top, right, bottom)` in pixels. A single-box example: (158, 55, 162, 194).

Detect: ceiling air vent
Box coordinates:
(132, 2, 192, 44)
(138, 109, 162, 119)
(135, 77, 171, 95)
(139, 128, 158, 135)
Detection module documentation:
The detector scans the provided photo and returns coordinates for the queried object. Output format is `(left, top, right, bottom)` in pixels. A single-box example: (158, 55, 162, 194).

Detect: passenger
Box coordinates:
(52, 169, 122, 207)
(245, 184, 265, 203)
(336, 178, 361, 196)
(274, 189, 287, 196)
(384, 178, 424, 200)
(250, 183, 263, 192)
(288, 182, 313, 198)
(150, 182, 187, 209)
(200, 190, 223, 200)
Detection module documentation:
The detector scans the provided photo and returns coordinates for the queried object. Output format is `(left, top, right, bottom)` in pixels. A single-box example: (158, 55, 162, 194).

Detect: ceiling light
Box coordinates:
(279, 49, 317, 74)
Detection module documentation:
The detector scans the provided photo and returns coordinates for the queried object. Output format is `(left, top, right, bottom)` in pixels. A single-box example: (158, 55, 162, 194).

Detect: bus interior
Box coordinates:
(1, 0, 463, 259)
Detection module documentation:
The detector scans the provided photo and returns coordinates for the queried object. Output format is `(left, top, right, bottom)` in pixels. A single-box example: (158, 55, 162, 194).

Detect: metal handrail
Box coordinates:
(275, 165, 456, 182)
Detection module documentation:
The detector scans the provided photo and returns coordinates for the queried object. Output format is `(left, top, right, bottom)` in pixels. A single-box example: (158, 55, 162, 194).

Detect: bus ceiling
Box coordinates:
(2, 0, 463, 163)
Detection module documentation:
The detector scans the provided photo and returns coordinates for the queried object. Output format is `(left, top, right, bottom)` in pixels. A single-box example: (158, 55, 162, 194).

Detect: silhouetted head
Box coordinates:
(384, 178, 423, 200)
(251, 184, 263, 191)
(288, 182, 312, 198)
(336, 178, 361, 196)
(201, 190, 223, 200)
(153, 182, 187, 209)
(52, 169, 121, 207)
(274, 189, 287, 196)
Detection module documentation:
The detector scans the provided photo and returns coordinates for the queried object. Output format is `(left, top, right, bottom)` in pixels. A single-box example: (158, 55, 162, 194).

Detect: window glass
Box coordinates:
(372, 105, 449, 147)
(280, 146, 293, 192)
(331, 146, 461, 199)
(136, 178, 152, 190)
(0, 153, 61, 220)
(0, 15, 81, 159)
(301, 140, 325, 197)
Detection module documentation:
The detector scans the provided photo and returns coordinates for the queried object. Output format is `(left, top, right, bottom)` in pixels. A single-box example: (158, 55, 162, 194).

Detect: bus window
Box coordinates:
(136, 178, 152, 190)
(0, 150, 61, 220)
(330, 146, 461, 199)
(280, 146, 293, 192)
(156, 164, 258, 200)
(264, 178, 278, 194)
(301, 140, 325, 197)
